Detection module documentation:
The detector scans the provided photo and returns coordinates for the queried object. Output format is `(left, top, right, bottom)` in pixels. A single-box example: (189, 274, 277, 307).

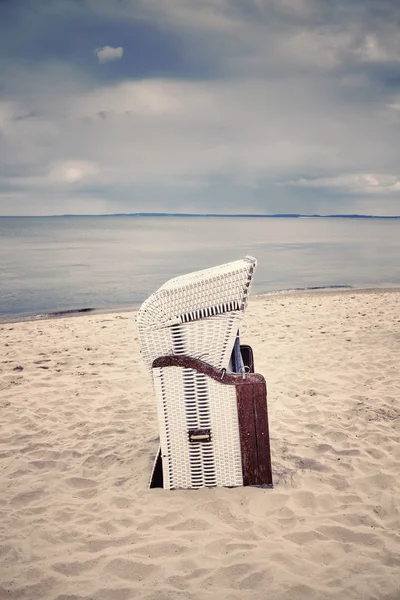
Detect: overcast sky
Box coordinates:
(0, 0, 399, 216)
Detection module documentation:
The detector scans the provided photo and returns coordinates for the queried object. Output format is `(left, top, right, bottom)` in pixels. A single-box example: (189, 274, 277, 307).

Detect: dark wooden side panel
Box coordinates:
(253, 381, 273, 486)
(236, 381, 273, 487)
(236, 384, 258, 486)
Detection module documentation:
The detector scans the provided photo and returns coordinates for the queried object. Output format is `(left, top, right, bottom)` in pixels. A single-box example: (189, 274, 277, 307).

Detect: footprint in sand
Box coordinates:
(52, 558, 101, 577)
(64, 477, 98, 489)
(104, 558, 158, 582)
(12, 489, 45, 505)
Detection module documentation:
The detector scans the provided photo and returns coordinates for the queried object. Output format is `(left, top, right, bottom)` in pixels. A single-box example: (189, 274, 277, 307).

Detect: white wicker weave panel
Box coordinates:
(153, 366, 242, 489)
(153, 367, 191, 489)
(137, 256, 256, 332)
(207, 378, 243, 487)
(159, 256, 255, 294)
(140, 312, 244, 373)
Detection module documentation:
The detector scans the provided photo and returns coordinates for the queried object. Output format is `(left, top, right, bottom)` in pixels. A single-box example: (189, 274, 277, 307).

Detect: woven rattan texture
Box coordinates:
(153, 366, 242, 489)
(137, 256, 257, 372)
(137, 256, 256, 328)
(138, 256, 257, 489)
(140, 312, 242, 373)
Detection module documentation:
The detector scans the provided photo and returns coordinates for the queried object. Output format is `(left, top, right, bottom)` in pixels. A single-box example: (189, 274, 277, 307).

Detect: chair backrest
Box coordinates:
(137, 256, 257, 372)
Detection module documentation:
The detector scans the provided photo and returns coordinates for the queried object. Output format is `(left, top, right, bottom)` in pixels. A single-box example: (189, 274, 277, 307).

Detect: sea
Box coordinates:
(1, 216, 399, 322)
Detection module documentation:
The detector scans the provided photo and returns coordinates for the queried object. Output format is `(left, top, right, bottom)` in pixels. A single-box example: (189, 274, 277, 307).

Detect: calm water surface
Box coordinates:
(1, 216, 399, 320)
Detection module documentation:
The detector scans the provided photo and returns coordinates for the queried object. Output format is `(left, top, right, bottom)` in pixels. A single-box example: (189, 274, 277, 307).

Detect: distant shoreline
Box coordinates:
(1, 213, 400, 219)
(2, 285, 400, 325)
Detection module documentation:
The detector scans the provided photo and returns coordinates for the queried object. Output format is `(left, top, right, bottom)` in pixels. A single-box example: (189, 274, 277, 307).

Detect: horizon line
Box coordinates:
(1, 213, 400, 219)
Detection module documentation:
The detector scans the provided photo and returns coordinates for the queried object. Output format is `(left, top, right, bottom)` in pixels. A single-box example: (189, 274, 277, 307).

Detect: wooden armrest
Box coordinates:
(152, 355, 264, 386)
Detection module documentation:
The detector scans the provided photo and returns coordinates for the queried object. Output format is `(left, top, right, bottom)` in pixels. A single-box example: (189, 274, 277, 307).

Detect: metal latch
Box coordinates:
(188, 428, 211, 443)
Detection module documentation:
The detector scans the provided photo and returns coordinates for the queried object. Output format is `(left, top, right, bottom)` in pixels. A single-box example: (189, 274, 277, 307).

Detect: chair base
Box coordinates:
(149, 446, 163, 489)
(150, 448, 273, 489)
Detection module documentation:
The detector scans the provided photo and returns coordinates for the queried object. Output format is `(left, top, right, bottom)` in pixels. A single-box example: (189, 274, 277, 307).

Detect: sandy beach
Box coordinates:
(1, 289, 399, 600)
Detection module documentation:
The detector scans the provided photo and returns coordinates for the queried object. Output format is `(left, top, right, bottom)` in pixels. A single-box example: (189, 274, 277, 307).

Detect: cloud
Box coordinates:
(49, 161, 101, 184)
(1, 0, 400, 215)
(289, 174, 400, 194)
(95, 45, 124, 63)
(1, 72, 397, 190)
(1, 62, 400, 215)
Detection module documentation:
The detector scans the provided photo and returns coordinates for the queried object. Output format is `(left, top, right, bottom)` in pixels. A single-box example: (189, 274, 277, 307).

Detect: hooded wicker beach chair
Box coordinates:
(137, 256, 272, 490)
